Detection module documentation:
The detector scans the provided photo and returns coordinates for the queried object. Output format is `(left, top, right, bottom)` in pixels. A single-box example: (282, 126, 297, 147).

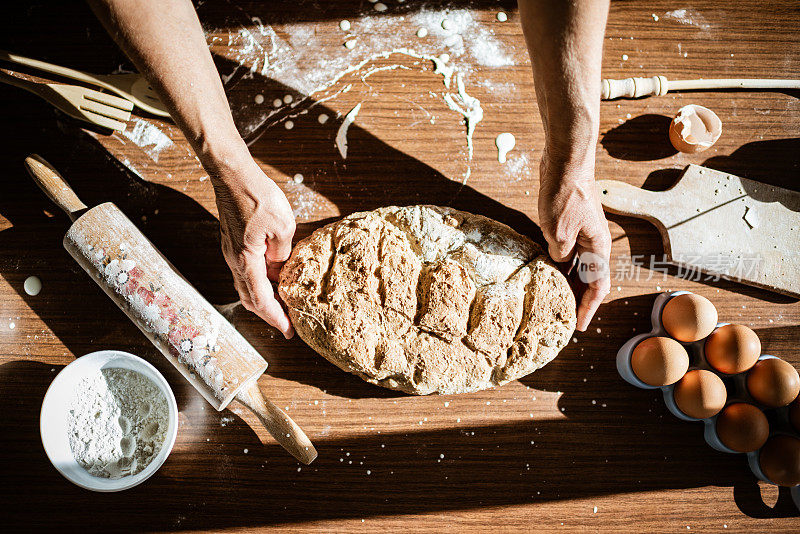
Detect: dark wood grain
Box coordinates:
(1, 1, 798, 531)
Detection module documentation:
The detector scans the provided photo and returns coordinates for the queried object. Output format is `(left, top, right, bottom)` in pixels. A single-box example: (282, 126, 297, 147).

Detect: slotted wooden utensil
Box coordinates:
(0, 70, 133, 132)
(0, 49, 169, 117)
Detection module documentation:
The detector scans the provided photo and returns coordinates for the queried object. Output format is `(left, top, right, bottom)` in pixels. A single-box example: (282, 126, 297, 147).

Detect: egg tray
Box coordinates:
(616, 291, 800, 509)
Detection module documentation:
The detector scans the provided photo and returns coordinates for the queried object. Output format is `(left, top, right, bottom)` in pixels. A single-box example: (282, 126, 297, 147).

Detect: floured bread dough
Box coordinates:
(278, 205, 576, 395)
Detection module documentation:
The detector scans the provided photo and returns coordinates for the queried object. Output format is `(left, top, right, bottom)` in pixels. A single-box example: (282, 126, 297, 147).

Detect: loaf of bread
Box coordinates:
(278, 206, 576, 395)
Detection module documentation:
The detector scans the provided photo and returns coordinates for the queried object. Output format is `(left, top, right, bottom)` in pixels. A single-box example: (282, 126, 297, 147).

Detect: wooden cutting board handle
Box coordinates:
(597, 179, 665, 220)
(24, 154, 87, 222)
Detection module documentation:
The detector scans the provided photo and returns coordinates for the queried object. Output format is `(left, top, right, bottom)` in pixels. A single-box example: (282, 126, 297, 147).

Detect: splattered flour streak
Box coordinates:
(208, 6, 516, 185)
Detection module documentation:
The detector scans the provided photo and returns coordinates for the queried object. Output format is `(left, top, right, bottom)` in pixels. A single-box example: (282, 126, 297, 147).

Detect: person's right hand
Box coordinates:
(209, 154, 296, 339)
(538, 152, 611, 332)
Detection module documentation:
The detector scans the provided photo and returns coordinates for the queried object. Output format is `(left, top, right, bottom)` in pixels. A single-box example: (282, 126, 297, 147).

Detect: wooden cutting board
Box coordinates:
(597, 164, 800, 298)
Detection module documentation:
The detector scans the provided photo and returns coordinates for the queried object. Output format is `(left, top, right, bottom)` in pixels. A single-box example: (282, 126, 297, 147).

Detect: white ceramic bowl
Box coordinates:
(40, 350, 178, 492)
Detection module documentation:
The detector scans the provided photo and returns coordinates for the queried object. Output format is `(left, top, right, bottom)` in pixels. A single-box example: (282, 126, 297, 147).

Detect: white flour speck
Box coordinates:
(24, 275, 42, 296)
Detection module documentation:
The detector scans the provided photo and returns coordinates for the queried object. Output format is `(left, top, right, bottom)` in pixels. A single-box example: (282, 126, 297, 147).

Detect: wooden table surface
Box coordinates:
(1, 1, 799, 531)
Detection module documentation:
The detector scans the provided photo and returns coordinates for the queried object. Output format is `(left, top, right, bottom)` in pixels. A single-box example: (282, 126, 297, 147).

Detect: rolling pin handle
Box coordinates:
(601, 76, 669, 100)
(24, 154, 88, 222)
(235, 381, 318, 465)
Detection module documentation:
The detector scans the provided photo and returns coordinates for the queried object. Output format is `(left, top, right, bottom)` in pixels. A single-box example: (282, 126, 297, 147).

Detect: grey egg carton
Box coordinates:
(616, 291, 800, 509)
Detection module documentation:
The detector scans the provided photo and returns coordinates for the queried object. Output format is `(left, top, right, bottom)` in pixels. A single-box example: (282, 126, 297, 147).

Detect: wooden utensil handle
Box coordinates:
(235, 381, 318, 465)
(596, 179, 669, 222)
(601, 75, 668, 100)
(24, 155, 87, 221)
(0, 49, 106, 91)
(602, 76, 800, 99)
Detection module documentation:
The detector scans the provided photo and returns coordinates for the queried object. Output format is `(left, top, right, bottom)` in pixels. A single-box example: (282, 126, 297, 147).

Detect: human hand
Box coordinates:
(538, 155, 611, 331)
(209, 154, 296, 339)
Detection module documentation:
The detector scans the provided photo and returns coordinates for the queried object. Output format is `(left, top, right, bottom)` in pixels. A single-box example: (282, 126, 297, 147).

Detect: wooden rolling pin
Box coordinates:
(25, 155, 317, 464)
(601, 75, 800, 100)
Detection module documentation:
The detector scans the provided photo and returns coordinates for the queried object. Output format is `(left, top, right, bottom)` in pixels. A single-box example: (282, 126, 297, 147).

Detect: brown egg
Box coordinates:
(704, 324, 761, 374)
(631, 337, 690, 386)
(661, 293, 718, 342)
(669, 104, 722, 154)
(715, 403, 769, 452)
(759, 434, 800, 487)
(746, 358, 800, 408)
(673, 369, 727, 419)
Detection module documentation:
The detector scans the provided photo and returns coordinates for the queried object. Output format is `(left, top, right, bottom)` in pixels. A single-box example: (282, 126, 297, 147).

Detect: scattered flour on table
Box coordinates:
(158, 6, 520, 221)
(209, 7, 514, 172)
(663, 9, 711, 29)
(122, 119, 174, 163)
(502, 153, 531, 182)
(283, 181, 335, 220)
(67, 368, 169, 478)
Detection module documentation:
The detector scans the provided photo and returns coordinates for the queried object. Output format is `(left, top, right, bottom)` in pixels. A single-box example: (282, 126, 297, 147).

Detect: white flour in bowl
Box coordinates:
(67, 368, 169, 478)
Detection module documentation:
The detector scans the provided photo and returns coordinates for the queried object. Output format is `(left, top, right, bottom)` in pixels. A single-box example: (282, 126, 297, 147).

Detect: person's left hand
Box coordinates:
(538, 154, 611, 331)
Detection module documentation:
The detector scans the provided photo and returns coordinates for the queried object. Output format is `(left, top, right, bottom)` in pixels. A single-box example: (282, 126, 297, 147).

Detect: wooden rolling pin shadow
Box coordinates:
(25, 155, 317, 464)
(597, 164, 800, 298)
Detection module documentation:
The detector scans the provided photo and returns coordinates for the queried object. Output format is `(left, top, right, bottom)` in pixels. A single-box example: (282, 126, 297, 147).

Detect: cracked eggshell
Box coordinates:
(669, 104, 722, 153)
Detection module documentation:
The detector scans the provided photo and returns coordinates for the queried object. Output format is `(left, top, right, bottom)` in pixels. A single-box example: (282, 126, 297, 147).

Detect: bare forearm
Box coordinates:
(87, 0, 247, 177)
(519, 0, 609, 171)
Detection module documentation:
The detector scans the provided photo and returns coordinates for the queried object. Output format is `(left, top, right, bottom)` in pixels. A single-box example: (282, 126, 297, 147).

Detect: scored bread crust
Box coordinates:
(278, 205, 576, 395)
